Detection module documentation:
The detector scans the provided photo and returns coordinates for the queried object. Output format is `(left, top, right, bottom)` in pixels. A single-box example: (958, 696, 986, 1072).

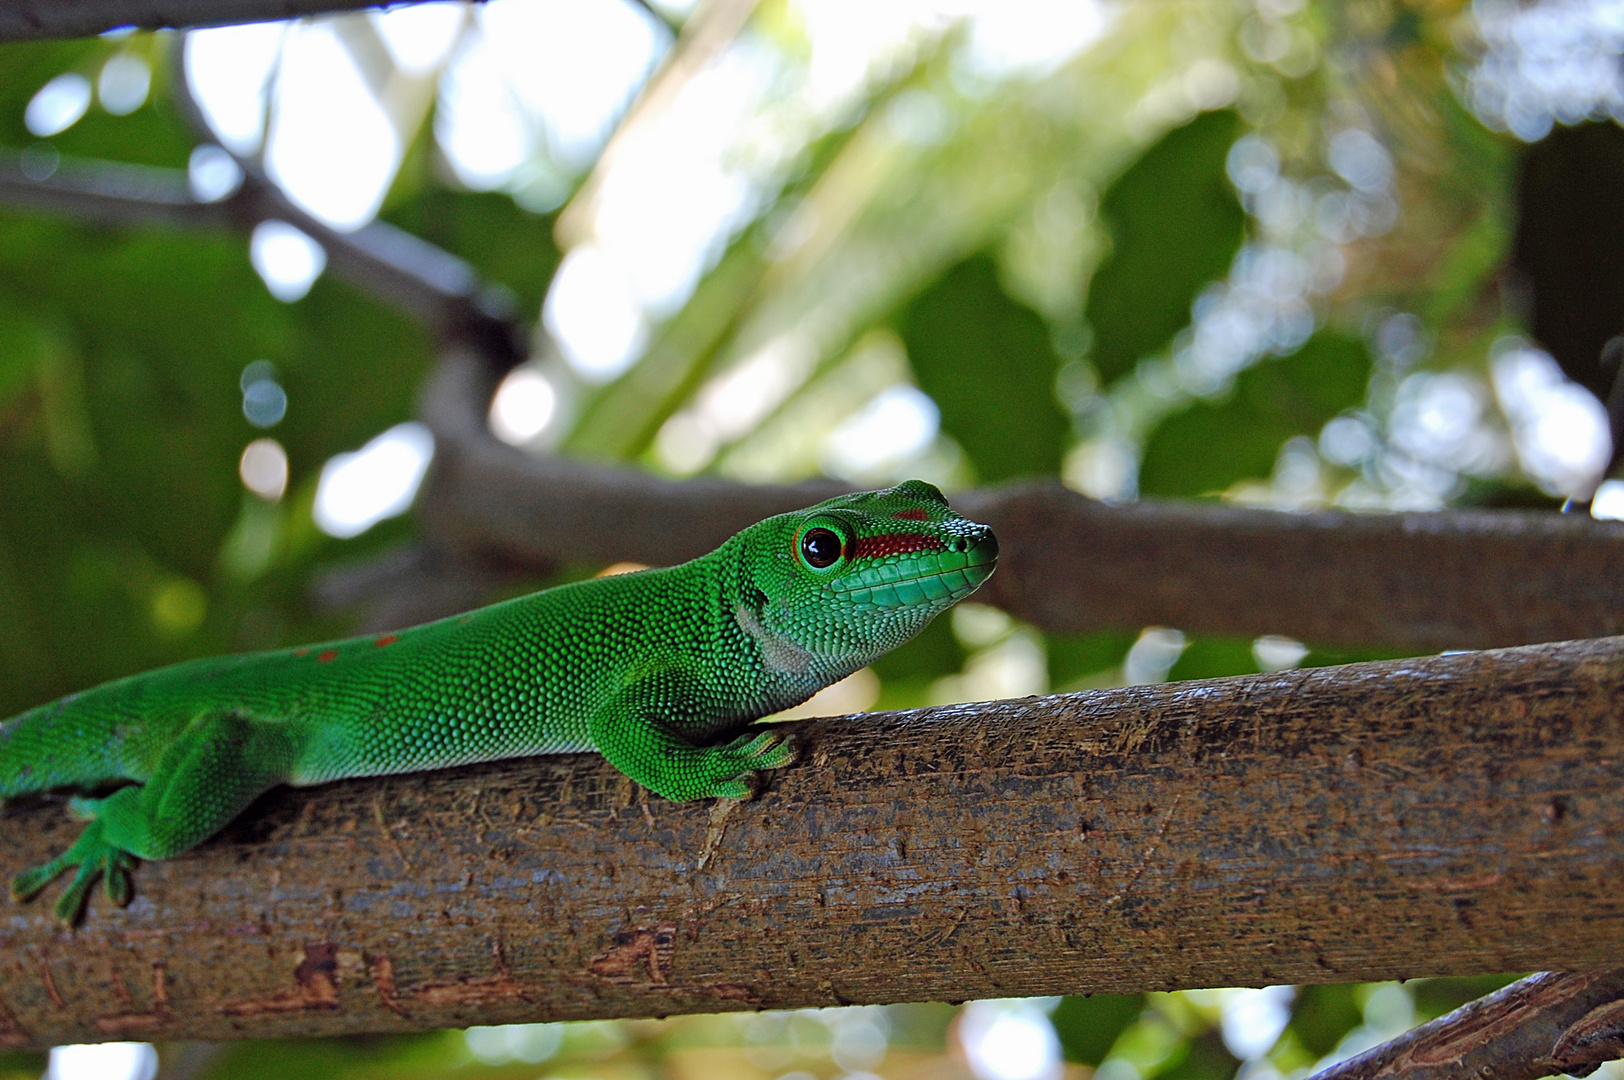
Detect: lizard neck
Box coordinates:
(711, 537, 847, 706)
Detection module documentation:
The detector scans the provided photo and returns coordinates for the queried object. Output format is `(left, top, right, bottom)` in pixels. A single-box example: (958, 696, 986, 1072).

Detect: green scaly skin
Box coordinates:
(0, 480, 997, 923)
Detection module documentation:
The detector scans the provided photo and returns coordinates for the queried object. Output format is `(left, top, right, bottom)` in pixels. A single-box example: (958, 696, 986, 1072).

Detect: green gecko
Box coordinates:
(0, 480, 997, 923)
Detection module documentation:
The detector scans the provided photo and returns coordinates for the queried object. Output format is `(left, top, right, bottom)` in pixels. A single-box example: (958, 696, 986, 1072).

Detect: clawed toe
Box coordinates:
(11, 815, 137, 924)
(11, 859, 64, 902)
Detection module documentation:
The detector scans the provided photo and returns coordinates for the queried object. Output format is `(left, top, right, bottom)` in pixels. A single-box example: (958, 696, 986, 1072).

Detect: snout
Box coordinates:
(950, 523, 998, 589)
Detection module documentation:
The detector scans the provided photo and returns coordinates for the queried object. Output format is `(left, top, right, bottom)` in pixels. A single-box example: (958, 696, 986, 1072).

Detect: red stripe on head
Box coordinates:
(851, 532, 946, 559)
(891, 508, 929, 521)
(375, 634, 399, 647)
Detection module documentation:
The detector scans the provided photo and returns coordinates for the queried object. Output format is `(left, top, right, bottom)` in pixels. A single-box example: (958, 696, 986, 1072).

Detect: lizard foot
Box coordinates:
(11, 804, 137, 924)
(702, 728, 799, 800)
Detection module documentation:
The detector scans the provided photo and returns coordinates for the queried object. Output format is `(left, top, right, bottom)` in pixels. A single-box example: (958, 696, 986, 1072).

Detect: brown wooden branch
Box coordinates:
(0, 0, 685, 40)
(2, 636, 1624, 1046)
(414, 350, 1624, 651)
(1312, 970, 1624, 1080)
(0, 0, 442, 41)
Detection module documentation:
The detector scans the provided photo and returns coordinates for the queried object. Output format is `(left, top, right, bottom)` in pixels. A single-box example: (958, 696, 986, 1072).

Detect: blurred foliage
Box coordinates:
(899, 251, 1071, 481)
(382, 191, 561, 317)
(1288, 984, 1364, 1058)
(1168, 637, 1261, 681)
(1086, 110, 1247, 384)
(1411, 974, 1524, 1020)
(1053, 993, 1146, 1065)
(869, 614, 967, 709)
(0, 1053, 45, 1080)
(1162, 1029, 1244, 1080)
(1139, 331, 1373, 498)
(0, 37, 565, 722)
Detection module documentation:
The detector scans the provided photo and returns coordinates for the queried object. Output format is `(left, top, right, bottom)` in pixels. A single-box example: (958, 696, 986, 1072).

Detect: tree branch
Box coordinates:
(0, 0, 690, 40)
(1312, 970, 1624, 1080)
(1, 636, 1623, 1045)
(0, 0, 409, 41)
(0, 150, 524, 366)
(413, 350, 1624, 652)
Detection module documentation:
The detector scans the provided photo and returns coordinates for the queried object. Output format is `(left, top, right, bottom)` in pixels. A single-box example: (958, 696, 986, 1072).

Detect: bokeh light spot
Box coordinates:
(250, 221, 327, 302)
(264, 22, 402, 230)
(1592, 479, 1624, 520)
(151, 579, 208, 637)
(465, 1022, 564, 1065)
(371, 1, 466, 75)
(26, 73, 91, 138)
(185, 21, 287, 155)
(1252, 635, 1308, 672)
(544, 244, 649, 382)
(1491, 339, 1612, 499)
(489, 366, 558, 445)
(188, 145, 244, 202)
(820, 385, 940, 483)
(48, 1042, 157, 1080)
(959, 999, 1063, 1080)
(313, 422, 435, 539)
(239, 438, 289, 501)
(98, 54, 151, 115)
(1220, 985, 1295, 1059)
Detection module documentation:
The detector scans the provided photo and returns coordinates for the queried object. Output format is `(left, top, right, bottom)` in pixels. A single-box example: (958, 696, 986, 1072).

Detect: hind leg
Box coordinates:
(11, 711, 297, 924)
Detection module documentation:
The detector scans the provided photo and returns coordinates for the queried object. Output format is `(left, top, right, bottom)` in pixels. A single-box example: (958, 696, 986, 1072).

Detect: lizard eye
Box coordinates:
(800, 527, 843, 569)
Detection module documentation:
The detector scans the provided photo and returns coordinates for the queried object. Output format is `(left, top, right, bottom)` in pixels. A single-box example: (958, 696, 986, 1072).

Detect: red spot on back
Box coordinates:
(851, 532, 946, 559)
(317, 649, 339, 663)
(293, 648, 309, 657)
(891, 508, 929, 521)
(375, 634, 399, 647)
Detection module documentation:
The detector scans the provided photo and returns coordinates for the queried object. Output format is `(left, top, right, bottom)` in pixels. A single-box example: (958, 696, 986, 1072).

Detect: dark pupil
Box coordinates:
(801, 528, 842, 568)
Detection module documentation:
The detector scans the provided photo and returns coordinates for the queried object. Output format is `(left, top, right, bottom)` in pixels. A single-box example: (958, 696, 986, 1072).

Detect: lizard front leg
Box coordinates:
(587, 684, 797, 802)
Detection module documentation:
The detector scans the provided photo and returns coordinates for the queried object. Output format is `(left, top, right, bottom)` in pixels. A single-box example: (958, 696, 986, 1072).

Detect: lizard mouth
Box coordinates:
(829, 529, 998, 609)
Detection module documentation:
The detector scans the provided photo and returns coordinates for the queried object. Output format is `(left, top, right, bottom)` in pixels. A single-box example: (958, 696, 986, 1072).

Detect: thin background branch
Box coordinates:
(1309, 970, 1624, 1080)
(0, 0, 447, 43)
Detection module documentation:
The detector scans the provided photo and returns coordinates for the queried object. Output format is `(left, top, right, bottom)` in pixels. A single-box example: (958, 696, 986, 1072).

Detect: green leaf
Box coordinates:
(1086, 110, 1245, 383)
(1052, 993, 1146, 1066)
(1157, 1028, 1241, 1080)
(1166, 637, 1257, 681)
(1045, 629, 1137, 689)
(1288, 984, 1363, 1058)
(1138, 330, 1374, 498)
(1410, 974, 1522, 1022)
(899, 252, 1069, 481)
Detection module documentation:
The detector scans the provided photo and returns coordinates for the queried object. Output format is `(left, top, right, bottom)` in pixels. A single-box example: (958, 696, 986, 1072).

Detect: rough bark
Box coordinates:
(2, 637, 1624, 1046)
(1311, 970, 1624, 1080)
(417, 351, 1624, 652)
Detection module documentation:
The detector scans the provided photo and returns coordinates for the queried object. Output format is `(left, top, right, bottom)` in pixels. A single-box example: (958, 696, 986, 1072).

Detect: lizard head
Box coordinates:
(737, 479, 998, 676)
